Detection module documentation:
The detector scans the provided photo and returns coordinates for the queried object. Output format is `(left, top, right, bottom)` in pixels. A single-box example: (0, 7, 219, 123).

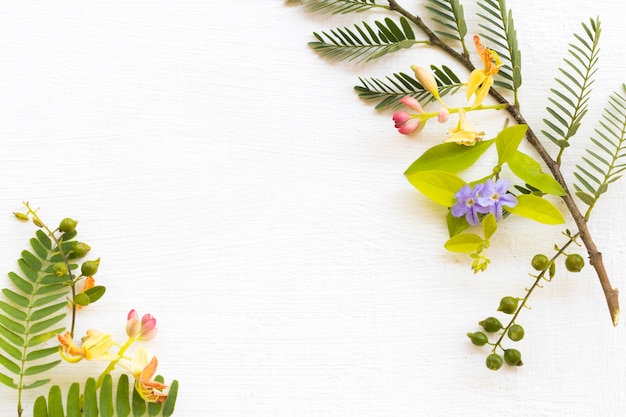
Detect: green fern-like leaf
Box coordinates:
(354, 64, 463, 109)
(542, 18, 601, 151)
(0, 229, 74, 393)
(309, 17, 418, 62)
(476, 0, 522, 91)
(424, 0, 467, 47)
(573, 87, 626, 209)
(34, 375, 180, 417)
(297, 0, 384, 14)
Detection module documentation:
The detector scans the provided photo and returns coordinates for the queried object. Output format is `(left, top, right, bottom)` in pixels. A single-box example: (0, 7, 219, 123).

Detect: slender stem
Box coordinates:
(492, 233, 578, 351)
(96, 336, 137, 388)
(387, 1, 619, 325)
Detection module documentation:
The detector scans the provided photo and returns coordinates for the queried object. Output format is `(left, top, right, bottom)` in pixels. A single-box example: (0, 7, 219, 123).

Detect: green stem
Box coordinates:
(492, 232, 579, 352)
(96, 336, 137, 388)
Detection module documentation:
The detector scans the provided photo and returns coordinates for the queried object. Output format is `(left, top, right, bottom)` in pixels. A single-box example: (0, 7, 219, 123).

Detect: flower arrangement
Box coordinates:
(3, 203, 178, 416)
(288, 0, 625, 369)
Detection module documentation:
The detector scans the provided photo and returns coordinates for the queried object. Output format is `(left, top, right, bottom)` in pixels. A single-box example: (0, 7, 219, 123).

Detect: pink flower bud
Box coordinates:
(437, 108, 450, 123)
(399, 96, 424, 113)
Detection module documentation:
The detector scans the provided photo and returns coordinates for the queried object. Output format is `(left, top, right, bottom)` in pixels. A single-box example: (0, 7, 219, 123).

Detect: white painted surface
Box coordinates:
(0, 1, 624, 415)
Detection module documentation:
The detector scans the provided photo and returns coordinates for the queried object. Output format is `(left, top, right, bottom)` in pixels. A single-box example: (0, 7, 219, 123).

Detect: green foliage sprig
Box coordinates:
(3, 203, 178, 416)
(288, 0, 625, 369)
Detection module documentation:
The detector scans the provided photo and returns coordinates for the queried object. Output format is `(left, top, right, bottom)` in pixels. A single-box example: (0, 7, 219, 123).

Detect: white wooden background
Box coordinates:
(0, 1, 625, 415)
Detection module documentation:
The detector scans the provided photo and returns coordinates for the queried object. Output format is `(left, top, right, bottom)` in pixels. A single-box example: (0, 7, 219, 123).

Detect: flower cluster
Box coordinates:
(391, 36, 500, 145)
(451, 179, 518, 226)
(57, 309, 169, 403)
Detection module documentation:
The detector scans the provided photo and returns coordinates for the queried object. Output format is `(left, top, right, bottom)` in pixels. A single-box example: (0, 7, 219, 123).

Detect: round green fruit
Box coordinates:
(59, 218, 77, 234)
(565, 254, 585, 272)
(81, 258, 100, 276)
(72, 242, 91, 258)
(498, 296, 519, 314)
(467, 332, 489, 346)
(504, 349, 523, 366)
(486, 353, 503, 370)
(531, 254, 550, 271)
(507, 324, 525, 342)
(53, 262, 68, 277)
(479, 317, 503, 333)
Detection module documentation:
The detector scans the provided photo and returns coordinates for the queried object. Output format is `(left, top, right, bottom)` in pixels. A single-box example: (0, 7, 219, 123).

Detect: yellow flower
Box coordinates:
(445, 110, 485, 146)
(57, 330, 117, 362)
(466, 35, 502, 107)
(129, 347, 169, 403)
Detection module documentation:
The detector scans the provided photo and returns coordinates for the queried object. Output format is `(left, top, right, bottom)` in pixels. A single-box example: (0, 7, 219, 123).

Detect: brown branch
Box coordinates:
(387, 0, 619, 325)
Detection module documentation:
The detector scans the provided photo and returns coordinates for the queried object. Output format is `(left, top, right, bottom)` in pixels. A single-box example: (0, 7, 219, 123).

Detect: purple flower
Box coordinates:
(476, 179, 518, 220)
(451, 183, 490, 226)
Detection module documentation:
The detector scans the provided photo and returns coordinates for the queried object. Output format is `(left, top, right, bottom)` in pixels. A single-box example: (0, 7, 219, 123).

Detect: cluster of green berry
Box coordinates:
(467, 250, 585, 370)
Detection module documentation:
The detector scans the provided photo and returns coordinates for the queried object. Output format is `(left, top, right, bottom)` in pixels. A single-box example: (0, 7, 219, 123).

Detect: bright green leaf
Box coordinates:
(162, 380, 179, 417)
(100, 374, 114, 417)
(29, 314, 66, 334)
(482, 213, 498, 239)
(496, 124, 527, 164)
(444, 233, 484, 253)
(26, 346, 61, 361)
(406, 170, 466, 207)
(7, 272, 33, 295)
(132, 384, 147, 417)
(23, 378, 51, 390)
(28, 329, 64, 347)
(504, 194, 565, 224)
(404, 139, 494, 175)
(575, 191, 596, 205)
(508, 151, 566, 196)
(116, 374, 131, 417)
(0, 353, 21, 374)
(24, 360, 61, 376)
(48, 384, 64, 417)
(0, 301, 27, 321)
(446, 210, 470, 237)
(85, 286, 106, 304)
(2, 288, 30, 308)
(83, 378, 98, 417)
(67, 382, 81, 417)
(33, 396, 48, 417)
(0, 372, 17, 389)
(36, 230, 52, 250)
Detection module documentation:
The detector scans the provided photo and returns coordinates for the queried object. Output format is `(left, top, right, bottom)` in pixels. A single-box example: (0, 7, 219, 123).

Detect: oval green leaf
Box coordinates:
(508, 151, 566, 196)
(406, 170, 466, 207)
(404, 139, 494, 175)
(504, 194, 565, 224)
(482, 213, 498, 239)
(496, 124, 527, 164)
(444, 233, 484, 253)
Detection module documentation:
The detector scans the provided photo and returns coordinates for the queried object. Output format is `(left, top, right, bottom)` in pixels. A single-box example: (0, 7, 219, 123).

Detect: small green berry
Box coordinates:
(53, 262, 68, 277)
(467, 332, 489, 346)
(486, 353, 503, 370)
(59, 218, 78, 234)
(507, 324, 525, 342)
(565, 254, 585, 272)
(531, 254, 549, 271)
(81, 258, 100, 276)
(504, 348, 523, 366)
(72, 242, 91, 258)
(498, 296, 519, 314)
(479, 317, 503, 333)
